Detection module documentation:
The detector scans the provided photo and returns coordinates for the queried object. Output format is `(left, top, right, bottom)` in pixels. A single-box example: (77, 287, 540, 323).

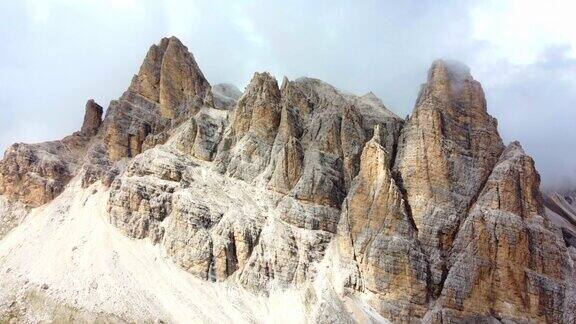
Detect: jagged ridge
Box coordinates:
(0, 37, 574, 323)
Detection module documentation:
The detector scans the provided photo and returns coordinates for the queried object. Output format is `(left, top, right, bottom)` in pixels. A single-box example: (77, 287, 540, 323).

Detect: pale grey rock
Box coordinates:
(167, 107, 230, 161)
(107, 144, 274, 281)
(239, 217, 334, 291)
(222, 76, 405, 291)
(214, 72, 282, 180)
(102, 91, 169, 162)
(544, 189, 576, 248)
(0, 196, 28, 239)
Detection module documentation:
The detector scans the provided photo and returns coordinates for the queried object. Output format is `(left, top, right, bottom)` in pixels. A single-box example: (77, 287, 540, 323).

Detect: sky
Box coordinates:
(0, 0, 575, 189)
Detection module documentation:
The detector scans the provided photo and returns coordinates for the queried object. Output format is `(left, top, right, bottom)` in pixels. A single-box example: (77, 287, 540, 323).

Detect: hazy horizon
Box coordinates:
(1, 0, 575, 189)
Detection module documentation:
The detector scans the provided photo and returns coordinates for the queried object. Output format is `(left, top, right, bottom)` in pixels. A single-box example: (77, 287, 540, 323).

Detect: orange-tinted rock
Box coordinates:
(80, 99, 103, 136)
(433, 142, 576, 323)
(393, 60, 505, 290)
(338, 128, 429, 321)
(214, 72, 282, 180)
(129, 36, 212, 119)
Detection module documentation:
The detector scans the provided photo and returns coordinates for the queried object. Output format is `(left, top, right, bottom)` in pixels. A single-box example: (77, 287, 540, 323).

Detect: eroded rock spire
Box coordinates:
(80, 99, 103, 136)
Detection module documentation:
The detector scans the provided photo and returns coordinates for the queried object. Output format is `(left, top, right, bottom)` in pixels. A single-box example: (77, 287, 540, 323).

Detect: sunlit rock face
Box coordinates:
(337, 128, 429, 322)
(431, 142, 576, 323)
(128, 36, 213, 119)
(0, 99, 103, 207)
(1, 37, 574, 324)
(393, 60, 505, 292)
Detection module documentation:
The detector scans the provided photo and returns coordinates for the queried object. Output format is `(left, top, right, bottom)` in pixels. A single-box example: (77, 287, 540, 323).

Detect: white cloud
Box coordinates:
(472, 0, 576, 65)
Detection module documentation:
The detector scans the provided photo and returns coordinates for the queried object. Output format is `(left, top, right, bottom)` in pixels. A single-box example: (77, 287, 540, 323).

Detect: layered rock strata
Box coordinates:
(393, 60, 505, 292)
(1, 37, 575, 323)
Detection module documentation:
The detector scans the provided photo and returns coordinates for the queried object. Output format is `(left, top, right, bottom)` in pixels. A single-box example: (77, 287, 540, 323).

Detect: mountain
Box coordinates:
(544, 189, 576, 247)
(0, 36, 574, 323)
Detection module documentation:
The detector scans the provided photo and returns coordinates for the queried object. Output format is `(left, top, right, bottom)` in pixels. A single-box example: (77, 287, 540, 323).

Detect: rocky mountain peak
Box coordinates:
(418, 59, 485, 110)
(430, 59, 472, 82)
(499, 139, 525, 159)
(370, 123, 382, 145)
(394, 60, 505, 293)
(232, 72, 281, 138)
(129, 36, 212, 119)
(0, 38, 574, 324)
(80, 99, 103, 136)
(360, 91, 380, 102)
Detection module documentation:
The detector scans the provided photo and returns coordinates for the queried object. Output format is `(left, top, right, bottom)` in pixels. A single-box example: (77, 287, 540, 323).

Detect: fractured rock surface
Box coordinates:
(1, 37, 575, 324)
(129, 36, 213, 119)
(0, 99, 102, 207)
(394, 60, 505, 291)
(432, 142, 576, 323)
(338, 128, 429, 321)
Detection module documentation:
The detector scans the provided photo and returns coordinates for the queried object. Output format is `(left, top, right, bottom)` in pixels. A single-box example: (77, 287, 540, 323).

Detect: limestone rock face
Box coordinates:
(394, 60, 505, 290)
(1, 37, 575, 324)
(338, 129, 429, 321)
(167, 107, 228, 161)
(102, 92, 166, 162)
(80, 99, 103, 136)
(0, 196, 27, 240)
(129, 36, 212, 119)
(102, 37, 219, 163)
(224, 77, 404, 290)
(0, 99, 104, 206)
(107, 145, 271, 281)
(0, 37, 225, 206)
(215, 72, 282, 180)
(265, 77, 403, 209)
(544, 189, 576, 249)
(432, 142, 576, 323)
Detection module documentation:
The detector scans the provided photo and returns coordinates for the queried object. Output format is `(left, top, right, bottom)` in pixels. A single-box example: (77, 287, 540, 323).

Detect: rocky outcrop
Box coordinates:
(107, 145, 270, 281)
(224, 77, 404, 290)
(394, 60, 505, 291)
(0, 99, 105, 206)
(101, 92, 164, 162)
(214, 72, 282, 180)
(106, 70, 405, 293)
(0, 37, 235, 206)
(338, 128, 429, 321)
(80, 99, 103, 136)
(167, 107, 229, 161)
(129, 36, 213, 119)
(430, 142, 576, 323)
(103, 37, 217, 163)
(0, 142, 77, 207)
(1, 37, 575, 324)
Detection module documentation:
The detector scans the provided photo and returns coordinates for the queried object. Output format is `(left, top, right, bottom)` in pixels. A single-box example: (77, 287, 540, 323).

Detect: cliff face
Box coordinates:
(0, 37, 574, 323)
(393, 60, 505, 295)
